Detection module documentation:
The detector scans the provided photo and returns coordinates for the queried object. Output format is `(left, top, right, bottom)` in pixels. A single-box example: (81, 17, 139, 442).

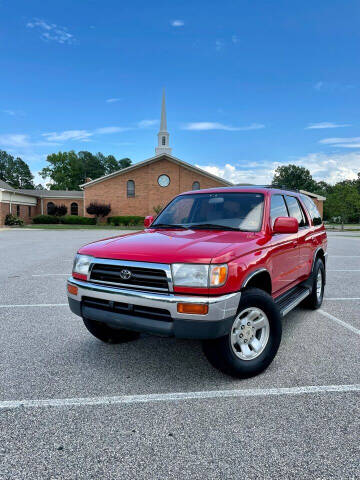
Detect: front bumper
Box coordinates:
(67, 277, 241, 339)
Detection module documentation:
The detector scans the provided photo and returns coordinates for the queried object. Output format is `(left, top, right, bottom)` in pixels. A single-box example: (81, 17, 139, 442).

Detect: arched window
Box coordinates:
(47, 202, 55, 215)
(127, 180, 135, 197)
(192, 181, 200, 190)
(162, 136, 166, 145)
(71, 202, 78, 216)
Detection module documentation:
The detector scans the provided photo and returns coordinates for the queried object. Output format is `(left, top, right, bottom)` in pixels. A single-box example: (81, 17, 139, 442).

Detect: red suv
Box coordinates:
(67, 187, 327, 378)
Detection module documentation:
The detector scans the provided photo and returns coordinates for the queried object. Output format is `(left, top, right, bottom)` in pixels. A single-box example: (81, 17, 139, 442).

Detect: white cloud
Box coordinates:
(306, 122, 351, 129)
(215, 39, 225, 51)
(2, 110, 16, 116)
(183, 122, 265, 131)
(319, 137, 360, 148)
(0, 134, 31, 148)
(0, 134, 55, 148)
(26, 19, 75, 45)
(137, 119, 158, 128)
(94, 126, 128, 134)
(171, 20, 184, 27)
(314, 81, 324, 90)
(106, 98, 121, 103)
(197, 151, 360, 186)
(42, 130, 93, 142)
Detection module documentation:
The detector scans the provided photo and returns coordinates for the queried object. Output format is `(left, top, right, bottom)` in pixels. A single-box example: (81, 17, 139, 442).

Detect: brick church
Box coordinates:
(0, 92, 324, 225)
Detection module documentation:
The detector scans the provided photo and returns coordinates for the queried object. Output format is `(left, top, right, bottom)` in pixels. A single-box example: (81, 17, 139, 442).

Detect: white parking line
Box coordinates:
(328, 270, 360, 272)
(318, 309, 360, 335)
(32, 274, 69, 277)
(1, 384, 359, 410)
(0, 303, 68, 308)
(330, 255, 360, 257)
(324, 298, 360, 301)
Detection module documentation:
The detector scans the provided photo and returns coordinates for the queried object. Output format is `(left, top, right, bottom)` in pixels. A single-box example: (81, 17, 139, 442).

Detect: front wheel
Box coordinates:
(203, 288, 282, 378)
(83, 317, 140, 344)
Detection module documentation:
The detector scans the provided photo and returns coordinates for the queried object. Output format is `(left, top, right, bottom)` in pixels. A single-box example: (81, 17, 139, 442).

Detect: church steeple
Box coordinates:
(155, 89, 172, 155)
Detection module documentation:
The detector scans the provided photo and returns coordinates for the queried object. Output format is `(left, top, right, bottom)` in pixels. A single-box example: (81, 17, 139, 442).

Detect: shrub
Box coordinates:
(86, 202, 111, 224)
(55, 204, 68, 216)
(153, 204, 163, 215)
(32, 215, 59, 224)
(107, 215, 145, 226)
(60, 215, 96, 225)
(5, 214, 24, 226)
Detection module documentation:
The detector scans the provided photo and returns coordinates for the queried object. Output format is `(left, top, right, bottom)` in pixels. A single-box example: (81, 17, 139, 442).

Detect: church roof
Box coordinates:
(0, 179, 15, 191)
(80, 153, 233, 188)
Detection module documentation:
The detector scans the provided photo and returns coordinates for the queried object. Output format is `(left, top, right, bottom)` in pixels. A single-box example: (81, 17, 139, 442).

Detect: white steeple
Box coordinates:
(155, 89, 172, 155)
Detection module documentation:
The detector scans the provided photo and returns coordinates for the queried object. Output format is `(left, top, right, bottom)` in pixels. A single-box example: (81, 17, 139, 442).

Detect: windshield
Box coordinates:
(152, 192, 264, 231)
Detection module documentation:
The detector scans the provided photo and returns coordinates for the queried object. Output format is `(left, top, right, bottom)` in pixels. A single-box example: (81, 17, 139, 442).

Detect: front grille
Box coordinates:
(82, 297, 172, 322)
(89, 263, 169, 292)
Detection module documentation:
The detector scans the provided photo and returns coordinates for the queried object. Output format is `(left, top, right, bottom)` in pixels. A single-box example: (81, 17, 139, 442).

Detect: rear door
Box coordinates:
(270, 194, 300, 294)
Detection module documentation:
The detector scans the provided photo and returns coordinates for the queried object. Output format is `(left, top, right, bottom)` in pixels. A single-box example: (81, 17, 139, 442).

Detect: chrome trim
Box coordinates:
(87, 258, 174, 293)
(241, 268, 269, 289)
(68, 277, 241, 322)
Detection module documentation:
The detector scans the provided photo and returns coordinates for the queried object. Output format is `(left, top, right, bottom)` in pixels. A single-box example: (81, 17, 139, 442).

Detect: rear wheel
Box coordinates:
(83, 317, 140, 343)
(203, 288, 282, 378)
(303, 258, 325, 309)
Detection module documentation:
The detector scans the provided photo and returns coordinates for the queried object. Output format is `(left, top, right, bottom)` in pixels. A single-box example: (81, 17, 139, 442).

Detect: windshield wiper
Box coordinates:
(151, 223, 189, 229)
(189, 223, 242, 231)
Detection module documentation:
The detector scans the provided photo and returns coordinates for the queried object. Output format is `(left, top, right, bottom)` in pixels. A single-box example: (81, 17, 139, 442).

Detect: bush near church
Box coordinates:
(86, 202, 111, 224)
(5, 214, 24, 226)
(107, 216, 145, 226)
(32, 215, 96, 225)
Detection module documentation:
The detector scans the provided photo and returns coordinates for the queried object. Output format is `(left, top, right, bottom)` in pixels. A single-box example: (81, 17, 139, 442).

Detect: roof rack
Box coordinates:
(234, 184, 300, 193)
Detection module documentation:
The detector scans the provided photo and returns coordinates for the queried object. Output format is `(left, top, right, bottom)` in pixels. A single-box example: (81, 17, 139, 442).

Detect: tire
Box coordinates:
(82, 317, 140, 344)
(303, 258, 325, 310)
(203, 288, 282, 378)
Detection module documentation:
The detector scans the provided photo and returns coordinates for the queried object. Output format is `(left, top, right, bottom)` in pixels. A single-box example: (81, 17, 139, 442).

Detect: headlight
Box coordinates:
(73, 254, 94, 276)
(172, 264, 228, 288)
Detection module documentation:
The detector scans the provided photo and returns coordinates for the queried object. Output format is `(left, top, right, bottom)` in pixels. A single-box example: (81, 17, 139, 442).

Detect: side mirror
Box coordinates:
(144, 216, 154, 228)
(273, 217, 298, 234)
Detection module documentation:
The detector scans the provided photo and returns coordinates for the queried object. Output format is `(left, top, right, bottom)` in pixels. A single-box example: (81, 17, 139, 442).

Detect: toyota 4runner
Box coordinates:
(67, 187, 327, 378)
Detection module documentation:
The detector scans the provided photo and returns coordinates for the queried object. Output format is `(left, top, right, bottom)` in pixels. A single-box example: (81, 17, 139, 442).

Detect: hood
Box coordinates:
(79, 228, 263, 264)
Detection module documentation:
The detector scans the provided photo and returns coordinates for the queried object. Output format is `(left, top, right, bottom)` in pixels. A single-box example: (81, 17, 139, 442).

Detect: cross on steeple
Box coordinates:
(155, 89, 172, 155)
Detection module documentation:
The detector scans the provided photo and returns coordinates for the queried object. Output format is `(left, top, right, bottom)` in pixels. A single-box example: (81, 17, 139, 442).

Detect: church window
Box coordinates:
(162, 136, 166, 145)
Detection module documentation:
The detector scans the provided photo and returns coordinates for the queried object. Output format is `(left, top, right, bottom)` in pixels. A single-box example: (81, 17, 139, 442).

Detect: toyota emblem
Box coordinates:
(120, 269, 132, 280)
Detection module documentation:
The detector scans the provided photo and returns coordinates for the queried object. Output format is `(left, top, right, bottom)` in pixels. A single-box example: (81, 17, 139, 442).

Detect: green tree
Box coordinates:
(0, 150, 34, 189)
(272, 164, 317, 192)
(325, 182, 360, 229)
(40, 151, 132, 189)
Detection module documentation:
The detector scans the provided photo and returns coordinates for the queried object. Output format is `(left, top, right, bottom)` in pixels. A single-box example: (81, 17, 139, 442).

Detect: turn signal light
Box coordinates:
(210, 265, 228, 287)
(67, 284, 78, 296)
(177, 303, 209, 315)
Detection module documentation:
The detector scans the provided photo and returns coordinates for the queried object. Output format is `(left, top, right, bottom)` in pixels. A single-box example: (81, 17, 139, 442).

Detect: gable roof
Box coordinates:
(80, 153, 233, 188)
(0, 179, 15, 191)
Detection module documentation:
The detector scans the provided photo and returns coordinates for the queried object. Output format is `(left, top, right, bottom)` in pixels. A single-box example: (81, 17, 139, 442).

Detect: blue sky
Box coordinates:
(0, 0, 359, 185)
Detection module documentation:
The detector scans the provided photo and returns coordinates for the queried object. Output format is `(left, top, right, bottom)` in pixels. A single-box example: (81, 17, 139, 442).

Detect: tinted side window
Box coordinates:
(270, 195, 288, 227)
(301, 195, 322, 226)
(285, 196, 308, 227)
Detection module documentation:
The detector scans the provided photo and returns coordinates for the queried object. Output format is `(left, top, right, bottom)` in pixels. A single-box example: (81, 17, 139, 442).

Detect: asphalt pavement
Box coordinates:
(0, 229, 359, 479)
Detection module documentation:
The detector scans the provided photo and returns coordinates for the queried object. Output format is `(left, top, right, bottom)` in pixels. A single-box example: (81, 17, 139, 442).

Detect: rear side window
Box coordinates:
(285, 196, 308, 228)
(301, 195, 322, 226)
(270, 194, 288, 227)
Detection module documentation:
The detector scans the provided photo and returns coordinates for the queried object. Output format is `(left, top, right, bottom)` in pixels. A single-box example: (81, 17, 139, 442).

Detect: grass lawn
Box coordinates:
(21, 224, 142, 230)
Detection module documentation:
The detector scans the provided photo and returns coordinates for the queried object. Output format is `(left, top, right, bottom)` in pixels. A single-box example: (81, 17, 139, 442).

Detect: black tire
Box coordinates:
(303, 258, 325, 310)
(203, 288, 282, 378)
(82, 317, 140, 344)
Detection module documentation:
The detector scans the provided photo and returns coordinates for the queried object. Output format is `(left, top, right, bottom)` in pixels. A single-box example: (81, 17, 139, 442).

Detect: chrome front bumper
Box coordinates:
(67, 277, 241, 339)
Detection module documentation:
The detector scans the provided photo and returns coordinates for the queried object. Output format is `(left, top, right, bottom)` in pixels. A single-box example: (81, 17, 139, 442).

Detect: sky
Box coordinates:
(0, 0, 359, 186)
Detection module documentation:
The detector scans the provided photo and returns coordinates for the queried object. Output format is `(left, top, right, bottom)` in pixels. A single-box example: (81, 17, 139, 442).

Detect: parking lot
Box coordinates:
(0, 229, 359, 479)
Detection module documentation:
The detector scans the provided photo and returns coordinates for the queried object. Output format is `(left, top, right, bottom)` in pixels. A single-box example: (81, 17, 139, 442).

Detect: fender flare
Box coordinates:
(241, 267, 271, 290)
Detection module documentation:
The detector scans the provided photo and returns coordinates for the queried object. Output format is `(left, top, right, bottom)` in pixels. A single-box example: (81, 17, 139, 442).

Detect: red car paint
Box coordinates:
(78, 187, 327, 298)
